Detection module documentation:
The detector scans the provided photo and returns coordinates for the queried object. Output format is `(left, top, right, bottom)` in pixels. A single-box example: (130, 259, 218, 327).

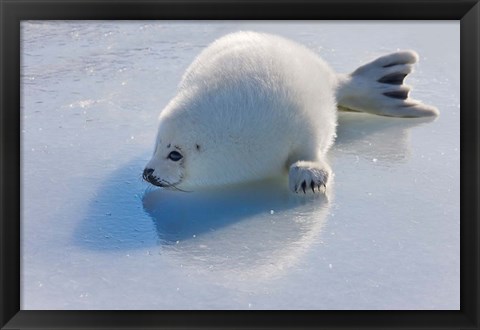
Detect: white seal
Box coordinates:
(143, 31, 438, 193)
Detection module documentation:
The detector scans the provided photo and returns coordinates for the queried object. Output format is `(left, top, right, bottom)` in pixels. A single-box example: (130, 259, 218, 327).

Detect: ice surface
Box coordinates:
(21, 21, 459, 309)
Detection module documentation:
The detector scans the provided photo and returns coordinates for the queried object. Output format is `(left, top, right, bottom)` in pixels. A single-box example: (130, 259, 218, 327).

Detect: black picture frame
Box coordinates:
(1, 0, 478, 329)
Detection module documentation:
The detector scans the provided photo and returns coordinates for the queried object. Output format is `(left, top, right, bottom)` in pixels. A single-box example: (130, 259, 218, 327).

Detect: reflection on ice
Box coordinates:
(335, 112, 436, 163)
(143, 178, 332, 279)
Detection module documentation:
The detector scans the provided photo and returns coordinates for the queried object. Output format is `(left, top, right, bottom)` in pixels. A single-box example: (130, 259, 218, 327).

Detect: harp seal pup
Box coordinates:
(143, 31, 438, 193)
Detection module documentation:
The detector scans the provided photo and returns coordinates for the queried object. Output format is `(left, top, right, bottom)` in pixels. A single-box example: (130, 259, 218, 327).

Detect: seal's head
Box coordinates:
(143, 106, 202, 191)
(143, 92, 233, 191)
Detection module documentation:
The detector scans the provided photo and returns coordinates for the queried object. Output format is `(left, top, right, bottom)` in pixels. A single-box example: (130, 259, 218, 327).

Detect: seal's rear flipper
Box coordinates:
(336, 51, 439, 117)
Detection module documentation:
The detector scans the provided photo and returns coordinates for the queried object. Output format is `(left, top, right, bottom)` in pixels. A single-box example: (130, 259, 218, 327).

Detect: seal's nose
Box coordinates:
(143, 168, 154, 181)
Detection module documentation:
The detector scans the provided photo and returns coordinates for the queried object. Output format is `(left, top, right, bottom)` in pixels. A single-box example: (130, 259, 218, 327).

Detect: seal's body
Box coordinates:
(143, 31, 438, 193)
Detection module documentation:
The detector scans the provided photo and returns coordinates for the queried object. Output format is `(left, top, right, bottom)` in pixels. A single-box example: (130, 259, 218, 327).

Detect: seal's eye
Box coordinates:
(168, 151, 183, 162)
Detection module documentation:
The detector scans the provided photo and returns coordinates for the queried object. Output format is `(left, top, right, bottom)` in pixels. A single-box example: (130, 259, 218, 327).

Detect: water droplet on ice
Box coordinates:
(329, 264, 333, 269)
(372, 158, 378, 162)
(270, 210, 274, 214)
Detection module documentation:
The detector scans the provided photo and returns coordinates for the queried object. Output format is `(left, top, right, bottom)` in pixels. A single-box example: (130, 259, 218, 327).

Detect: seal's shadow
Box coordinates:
(74, 160, 329, 253)
(142, 178, 328, 243)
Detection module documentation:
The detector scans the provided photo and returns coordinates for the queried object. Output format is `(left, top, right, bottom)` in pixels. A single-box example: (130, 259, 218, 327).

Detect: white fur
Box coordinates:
(144, 31, 437, 193)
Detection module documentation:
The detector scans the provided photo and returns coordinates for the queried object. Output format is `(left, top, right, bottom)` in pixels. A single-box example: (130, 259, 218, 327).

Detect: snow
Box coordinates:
(21, 21, 459, 310)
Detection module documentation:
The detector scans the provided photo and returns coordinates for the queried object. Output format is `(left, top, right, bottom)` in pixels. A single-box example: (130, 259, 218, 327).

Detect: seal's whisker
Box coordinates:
(160, 180, 192, 193)
(137, 173, 146, 183)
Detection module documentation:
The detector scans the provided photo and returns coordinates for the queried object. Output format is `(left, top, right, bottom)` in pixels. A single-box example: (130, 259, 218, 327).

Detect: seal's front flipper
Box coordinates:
(336, 51, 439, 117)
(288, 160, 330, 194)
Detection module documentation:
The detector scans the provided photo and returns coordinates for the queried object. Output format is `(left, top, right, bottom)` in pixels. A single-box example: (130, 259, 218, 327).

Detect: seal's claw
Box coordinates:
(289, 160, 330, 195)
